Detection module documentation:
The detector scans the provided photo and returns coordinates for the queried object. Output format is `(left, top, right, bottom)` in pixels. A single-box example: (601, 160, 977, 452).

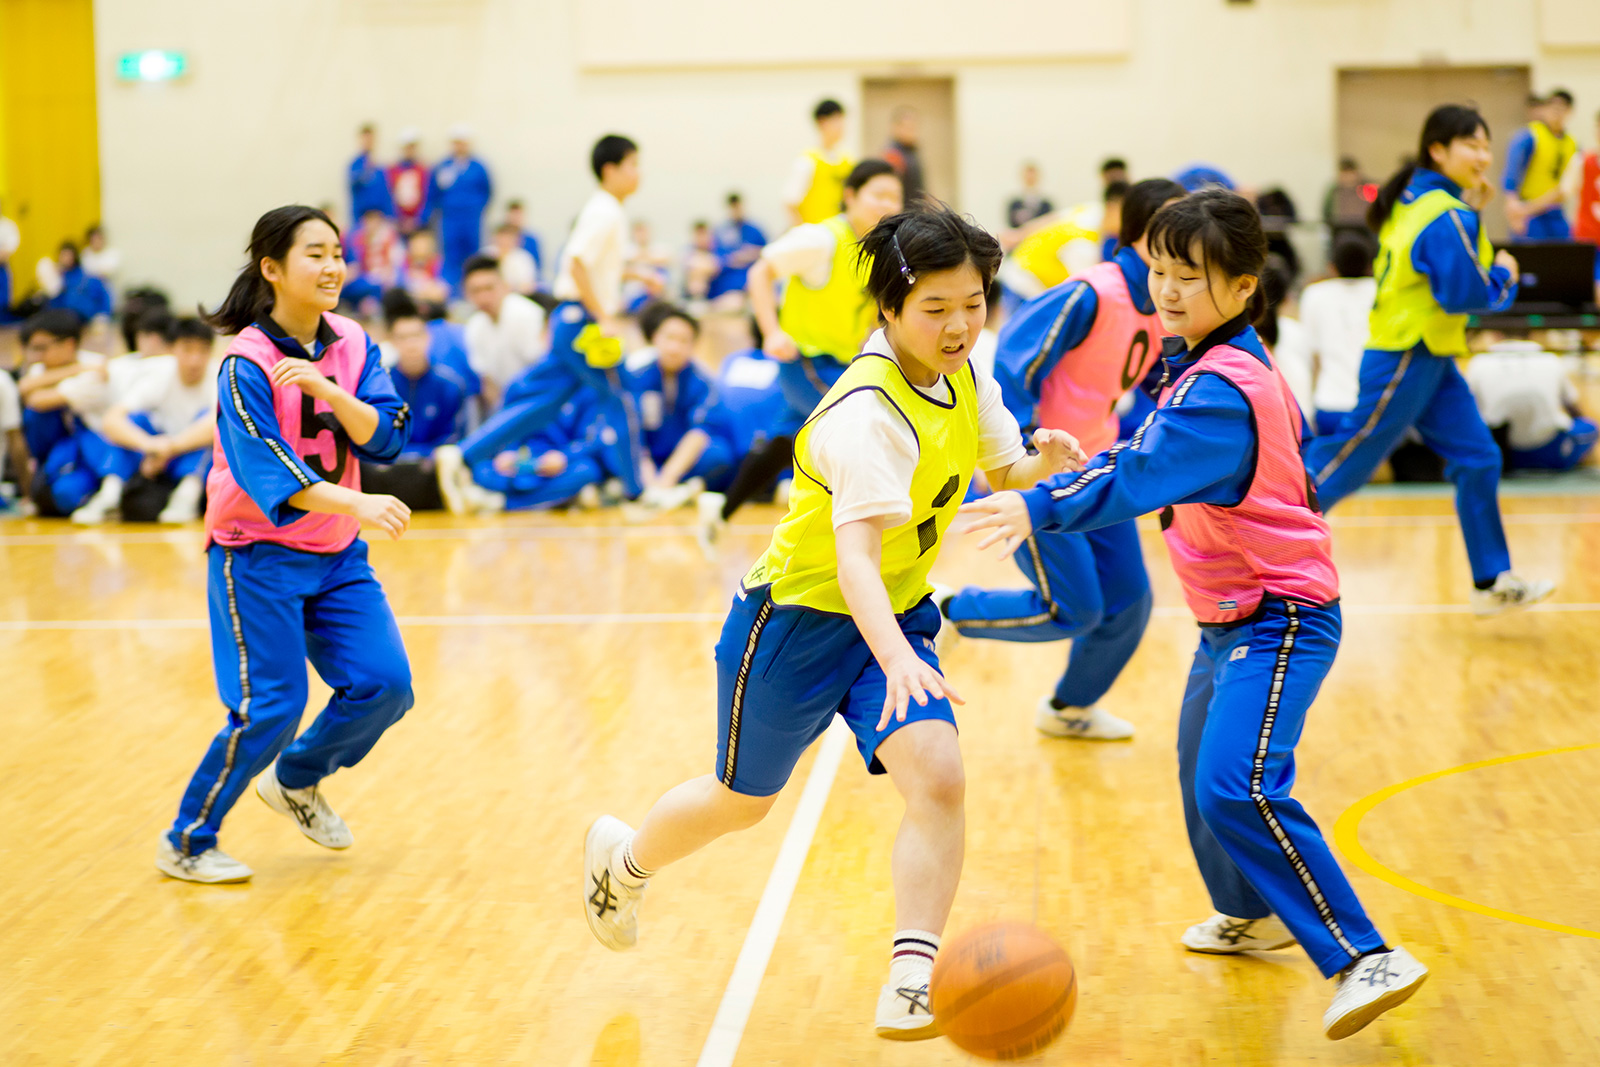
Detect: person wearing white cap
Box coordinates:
(388, 127, 429, 235)
(425, 125, 493, 295)
(349, 122, 394, 224)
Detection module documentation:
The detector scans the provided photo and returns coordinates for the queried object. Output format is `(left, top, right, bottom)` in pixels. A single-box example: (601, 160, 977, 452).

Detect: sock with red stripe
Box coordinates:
(890, 929, 941, 988)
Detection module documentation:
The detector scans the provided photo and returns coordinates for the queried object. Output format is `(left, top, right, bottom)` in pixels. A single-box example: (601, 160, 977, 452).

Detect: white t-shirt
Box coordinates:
(0, 216, 19, 261)
(119, 355, 217, 434)
(808, 329, 1026, 529)
(0, 371, 20, 434)
(1298, 276, 1376, 414)
(81, 246, 122, 282)
(465, 293, 547, 392)
(782, 147, 850, 208)
(1270, 316, 1315, 419)
(1466, 344, 1578, 450)
(496, 246, 539, 296)
(50, 351, 132, 430)
(760, 221, 837, 289)
(554, 190, 628, 316)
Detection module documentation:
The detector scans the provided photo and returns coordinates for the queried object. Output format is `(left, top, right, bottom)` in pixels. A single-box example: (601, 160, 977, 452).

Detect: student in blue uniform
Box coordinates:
(16, 309, 103, 515)
(1306, 105, 1553, 616)
(941, 179, 1185, 741)
(425, 127, 493, 294)
(709, 193, 767, 302)
(629, 301, 715, 491)
(469, 389, 618, 512)
(383, 293, 468, 460)
(349, 124, 395, 224)
(157, 205, 414, 885)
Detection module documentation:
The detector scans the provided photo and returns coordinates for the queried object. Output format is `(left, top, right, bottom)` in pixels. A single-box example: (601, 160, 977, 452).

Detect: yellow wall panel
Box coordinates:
(0, 0, 101, 300)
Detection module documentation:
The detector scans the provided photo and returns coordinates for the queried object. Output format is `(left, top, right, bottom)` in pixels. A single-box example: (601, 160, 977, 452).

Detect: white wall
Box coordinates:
(93, 0, 1600, 307)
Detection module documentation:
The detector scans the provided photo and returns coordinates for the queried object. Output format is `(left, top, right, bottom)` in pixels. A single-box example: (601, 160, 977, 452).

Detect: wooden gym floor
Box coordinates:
(3, 485, 1600, 1065)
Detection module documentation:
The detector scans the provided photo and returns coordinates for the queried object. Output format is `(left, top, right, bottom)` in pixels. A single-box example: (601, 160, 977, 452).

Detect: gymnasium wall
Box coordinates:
(93, 0, 1600, 307)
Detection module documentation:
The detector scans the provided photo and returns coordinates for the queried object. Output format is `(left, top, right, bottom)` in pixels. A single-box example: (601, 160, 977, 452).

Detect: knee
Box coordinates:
(1192, 766, 1255, 829)
(720, 784, 780, 830)
(360, 662, 414, 719)
(903, 752, 966, 812)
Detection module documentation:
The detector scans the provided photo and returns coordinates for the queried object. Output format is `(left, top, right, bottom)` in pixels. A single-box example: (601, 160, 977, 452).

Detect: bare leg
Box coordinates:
(629, 774, 779, 872)
(875, 720, 966, 934)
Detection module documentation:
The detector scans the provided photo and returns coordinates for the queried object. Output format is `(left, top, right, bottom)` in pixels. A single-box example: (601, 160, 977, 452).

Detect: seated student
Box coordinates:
(402, 229, 452, 307)
(361, 294, 469, 511)
(462, 253, 548, 412)
(344, 208, 404, 313)
(490, 223, 540, 297)
(627, 302, 720, 506)
(44, 242, 113, 324)
(504, 200, 544, 279)
(467, 388, 619, 513)
(1468, 341, 1598, 471)
(709, 193, 766, 307)
(1299, 234, 1377, 437)
(682, 221, 721, 306)
(117, 287, 171, 355)
(622, 219, 671, 313)
(87, 317, 218, 524)
(15, 309, 107, 515)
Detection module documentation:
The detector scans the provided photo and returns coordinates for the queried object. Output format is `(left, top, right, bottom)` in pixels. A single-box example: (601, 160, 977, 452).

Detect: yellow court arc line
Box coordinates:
(1332, 742, 1600, 940)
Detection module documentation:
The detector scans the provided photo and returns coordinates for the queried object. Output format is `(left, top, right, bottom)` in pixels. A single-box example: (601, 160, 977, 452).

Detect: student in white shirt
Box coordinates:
(436, 134, 648, 512)
(1300, 235, 1378, 436)
(77, 317, 218, 524)
(1467, 341, 1598, 471)
(462, 254, 547, 411)
(16, 309, 111, 515)
(489, 223, 539, 297)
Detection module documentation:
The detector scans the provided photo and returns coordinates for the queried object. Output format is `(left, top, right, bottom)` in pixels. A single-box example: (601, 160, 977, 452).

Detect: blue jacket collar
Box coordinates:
(1159, 314, 1258, 373)
(255, 313, 339, 361)
(1113, 246, 1155, 315)
(1404, 167, 1463, 204)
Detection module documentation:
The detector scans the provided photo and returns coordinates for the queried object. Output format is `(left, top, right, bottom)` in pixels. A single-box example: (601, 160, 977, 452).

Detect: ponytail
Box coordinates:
(203, 205, 339, 335)
(1371, 104, 1491, 231)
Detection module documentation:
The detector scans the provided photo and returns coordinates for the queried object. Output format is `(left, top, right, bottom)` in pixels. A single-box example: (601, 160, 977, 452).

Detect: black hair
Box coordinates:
(528, 291, 560, 315)
(204, 205, 340, 336)
(507, 199, 525, 210)
(1117, 178, 1185, 248)
(591, 134, 638, 181)
(359, 122, 375, 134)
(1257, 253, 1293, 347)
(1104, 179, 1130, 204)
(462, 252, 501, 280)
(1330, 232, 1376, 278)
(57, 241, 79, 269)
(85, 223, 104, 242)
(727, 191, 742, 205)
(135, 306, 176, 342)
(1338, 156, 1359, 172)
(1369, 104, 1488, 231)
(119, 287, 170, 352)
(814, 99, 844, 122)
(639, 299, 700, 342)
(1147, 188, 1271, 325)
(845, 159, 899, 195)
(1101, 157, 1128, 175)
(1549, 88, 1574, 107)
(21, 308, 84, 346)
(857, 205, 1002, 316)
(382, 288, 424, 329)
(171, 317, 216, 347)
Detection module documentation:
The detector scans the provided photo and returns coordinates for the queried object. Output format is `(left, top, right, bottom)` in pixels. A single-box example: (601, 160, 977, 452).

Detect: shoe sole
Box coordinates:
(875, 1019, 941, 1041)
(583, 817, 637, 951)
(1324, 971, 1428, 1040)
(1183, 936, 1299, 954)
(155, 857, 252, 884)
(1473, 588, 1555, 618)
(255, 775, 352, 850)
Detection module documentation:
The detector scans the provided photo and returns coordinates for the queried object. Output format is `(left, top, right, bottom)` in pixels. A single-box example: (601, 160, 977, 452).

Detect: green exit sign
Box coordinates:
(117, 51, 187, 82)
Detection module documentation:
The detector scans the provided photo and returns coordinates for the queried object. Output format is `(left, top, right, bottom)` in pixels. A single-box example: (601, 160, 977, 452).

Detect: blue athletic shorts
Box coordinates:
(713, 585, 957, 797)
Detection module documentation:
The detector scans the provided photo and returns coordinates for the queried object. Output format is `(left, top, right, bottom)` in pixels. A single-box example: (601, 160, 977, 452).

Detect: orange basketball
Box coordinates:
(929, 922, 1076, 1060)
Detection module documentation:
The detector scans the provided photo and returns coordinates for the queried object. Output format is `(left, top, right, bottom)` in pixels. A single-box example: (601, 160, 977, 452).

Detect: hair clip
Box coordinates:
(891, 230, 917, 286)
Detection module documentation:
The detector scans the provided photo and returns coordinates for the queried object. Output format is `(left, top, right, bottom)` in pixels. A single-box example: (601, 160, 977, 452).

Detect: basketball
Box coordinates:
(930, 922, 1076, 1060)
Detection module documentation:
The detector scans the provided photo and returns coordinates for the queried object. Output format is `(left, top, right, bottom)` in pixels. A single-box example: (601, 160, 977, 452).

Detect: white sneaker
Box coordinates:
(1324, 946, 1428, 1040)
(774, 477, 793, 508)
(696, 491, 728, 561)
(434, 445, 470, 516)
(255, 765, 353, 849)
(1034, 695, 1135, 740)
(156, 837, 253, 883)
(875, 975, 940, 1041)
(929, 582, 957, 616)
(575, 483, 602, 510)
(584, 815, 646, 951)
(1181, 913, 1298, 954)
(600, 478, 627, 505)
(1471, 572, 1555, 617)
(158, 474, 204, 524)
(468, 486, 506, 515)
(71, 476, 123, 525)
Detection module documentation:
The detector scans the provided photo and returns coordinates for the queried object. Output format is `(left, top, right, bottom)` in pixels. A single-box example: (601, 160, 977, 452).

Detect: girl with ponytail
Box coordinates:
(961, 188, 1432, 1040)
(158, 205, 417, 885)
(1308, 104, 1554, 615)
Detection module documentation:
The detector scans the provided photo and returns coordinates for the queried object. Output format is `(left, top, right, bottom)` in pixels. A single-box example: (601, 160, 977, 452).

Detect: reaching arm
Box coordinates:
(1414, 209, 1517, 314)
(746, 257, 797, 361)
(652, 427, 711, 489)
(566, 255, 613, 329)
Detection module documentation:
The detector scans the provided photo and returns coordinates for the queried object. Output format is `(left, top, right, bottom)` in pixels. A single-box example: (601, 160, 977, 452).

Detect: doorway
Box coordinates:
(1336, 66, 1530, 241)
(861, 77, 958, 210)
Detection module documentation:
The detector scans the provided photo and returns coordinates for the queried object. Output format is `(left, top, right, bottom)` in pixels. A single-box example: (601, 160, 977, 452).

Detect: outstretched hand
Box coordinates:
(956, 490, 1035, 560)
(1031, 428, 1088, 475)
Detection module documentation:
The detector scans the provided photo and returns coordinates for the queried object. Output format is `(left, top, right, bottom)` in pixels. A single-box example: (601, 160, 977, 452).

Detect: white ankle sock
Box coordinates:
(890, 929, 940, 987)
(611, 835, 653, 888)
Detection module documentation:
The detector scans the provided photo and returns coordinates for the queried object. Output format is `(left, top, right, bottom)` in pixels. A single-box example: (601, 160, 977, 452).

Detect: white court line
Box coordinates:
(697, 718, 850, 1067)
(6, 603, 1600, 632)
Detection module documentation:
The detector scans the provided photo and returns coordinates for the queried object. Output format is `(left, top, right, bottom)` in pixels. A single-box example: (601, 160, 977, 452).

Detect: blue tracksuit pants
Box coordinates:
(93, 413, 210, 482)
(457, 303, 643, 495)
(1178, 599, 1385, 978)
(168, 539, 413, 857)
(776, 354, 850, 421)
(24, 410, 104, 513)
(943, 519, 1153, 709)
(473, 454, 604, 510)
(1306, 344, 1511, 584)
(1511, 416, 1598, 471)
